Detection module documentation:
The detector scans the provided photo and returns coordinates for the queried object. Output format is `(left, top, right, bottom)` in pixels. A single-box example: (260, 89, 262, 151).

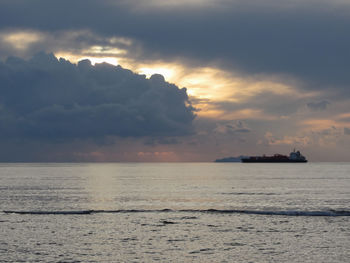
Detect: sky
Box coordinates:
(0, 0, 349, 161)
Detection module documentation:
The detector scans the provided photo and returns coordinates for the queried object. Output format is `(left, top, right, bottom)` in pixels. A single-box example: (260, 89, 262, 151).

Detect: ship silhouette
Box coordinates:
(241, 149, 307, 163)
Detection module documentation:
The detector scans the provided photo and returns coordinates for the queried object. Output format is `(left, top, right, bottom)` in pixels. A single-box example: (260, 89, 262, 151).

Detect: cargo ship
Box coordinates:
(241, 150, 307, 163)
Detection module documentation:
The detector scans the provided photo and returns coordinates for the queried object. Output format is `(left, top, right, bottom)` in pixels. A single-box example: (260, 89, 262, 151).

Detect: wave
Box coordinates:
(3, 209, 350, 216)
(3, 210, 93, 215)
(221, 192, 279, 196)
(202, 209, 350, 216)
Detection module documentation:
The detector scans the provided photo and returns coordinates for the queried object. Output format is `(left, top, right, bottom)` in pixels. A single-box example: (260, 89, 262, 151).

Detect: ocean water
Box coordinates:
(0, 163, 349, 262)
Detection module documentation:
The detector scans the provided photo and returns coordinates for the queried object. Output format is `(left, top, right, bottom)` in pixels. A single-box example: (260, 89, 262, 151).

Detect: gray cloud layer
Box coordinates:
(0, 53, 195, 141)
(1, 0, 350, 95)
(307, 101, 330, 111)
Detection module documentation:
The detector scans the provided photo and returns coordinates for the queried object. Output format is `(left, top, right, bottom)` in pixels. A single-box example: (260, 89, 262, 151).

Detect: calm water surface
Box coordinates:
(0, 163, 349, 262)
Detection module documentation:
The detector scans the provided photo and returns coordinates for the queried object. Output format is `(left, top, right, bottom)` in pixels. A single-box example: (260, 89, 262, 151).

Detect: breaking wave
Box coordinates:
(3, 209, 350, 216)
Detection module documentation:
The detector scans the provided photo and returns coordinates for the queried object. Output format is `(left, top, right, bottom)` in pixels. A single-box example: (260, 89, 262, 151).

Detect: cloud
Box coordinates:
(215, 120, 251, 134)
(0, 29, 135, 63)
(144, 137, 180, 146)
(307, 100, 330, 111)
(263, 132, 310, 146)
(345, 127, 350, 135)
(1, 0, 350, 97)
(0, 53, 195, 141)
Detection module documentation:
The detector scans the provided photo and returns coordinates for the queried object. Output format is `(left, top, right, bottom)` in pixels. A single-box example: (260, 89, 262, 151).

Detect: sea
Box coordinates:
(0, 163, 349, 262)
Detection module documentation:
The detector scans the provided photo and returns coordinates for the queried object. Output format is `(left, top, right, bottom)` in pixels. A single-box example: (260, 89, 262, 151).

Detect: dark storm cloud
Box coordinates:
(0, 53, 195, 141)
(1, 0, 350, 95)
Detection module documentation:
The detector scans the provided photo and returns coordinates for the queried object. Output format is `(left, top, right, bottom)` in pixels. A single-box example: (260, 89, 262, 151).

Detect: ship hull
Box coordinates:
(241, 159, 307, 163)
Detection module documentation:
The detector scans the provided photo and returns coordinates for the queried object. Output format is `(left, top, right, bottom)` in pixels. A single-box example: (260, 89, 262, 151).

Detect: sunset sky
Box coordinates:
(0, 0, 349, 161)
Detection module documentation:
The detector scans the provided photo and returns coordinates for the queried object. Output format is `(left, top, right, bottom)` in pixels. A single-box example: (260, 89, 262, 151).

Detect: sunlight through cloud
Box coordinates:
(0, 31, 43, 50)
